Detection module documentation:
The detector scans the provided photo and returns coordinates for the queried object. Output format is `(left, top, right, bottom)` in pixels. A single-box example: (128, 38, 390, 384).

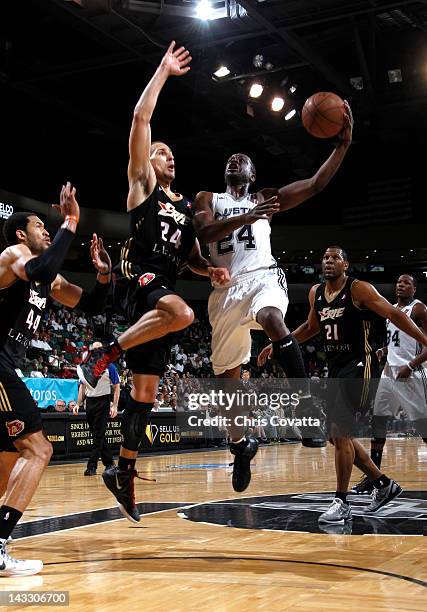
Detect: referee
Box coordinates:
(75, 342, 120, 475)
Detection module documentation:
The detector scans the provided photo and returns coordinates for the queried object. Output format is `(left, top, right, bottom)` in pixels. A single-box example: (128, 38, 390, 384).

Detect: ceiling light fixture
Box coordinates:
(350, 76, 364, 90)
(213, 65, 230, 78)
(249, 82, 263, 98)
(196, 0, 214, 20)
(253, 54, 264, 69)
(271, 96, 284, 112)
(285, 109, 296, 120)
(388, 68, 402, 83)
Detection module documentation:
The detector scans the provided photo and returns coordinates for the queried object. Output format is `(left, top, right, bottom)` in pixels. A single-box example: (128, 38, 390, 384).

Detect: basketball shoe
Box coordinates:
(318, 498, 352, 523)
(77, 342, 121, 390)
(229, 435, 259, 492)
(102, 465, 140, 523)
(350, 475, 374, 495)
(0, 539, 43, 576)
(363, 480, 402, 513)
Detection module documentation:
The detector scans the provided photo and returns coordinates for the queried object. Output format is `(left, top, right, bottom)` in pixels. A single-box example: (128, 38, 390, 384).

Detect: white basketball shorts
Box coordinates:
(373, 366, 427, 420)
(208, 268, 289, 375)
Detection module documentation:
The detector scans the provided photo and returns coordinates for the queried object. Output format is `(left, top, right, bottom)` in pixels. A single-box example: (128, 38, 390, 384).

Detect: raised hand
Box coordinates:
(160, 41, 192, 77)
(338, 100, 353, 145)
(52, 181, 80, 223)
(244, 196, 280, 224)
(90, 233, 111, 275)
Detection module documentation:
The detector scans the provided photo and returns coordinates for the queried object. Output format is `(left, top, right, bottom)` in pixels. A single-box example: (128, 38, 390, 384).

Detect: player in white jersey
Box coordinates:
(194, 102, 353, 491)
(352, 274, 427, 495)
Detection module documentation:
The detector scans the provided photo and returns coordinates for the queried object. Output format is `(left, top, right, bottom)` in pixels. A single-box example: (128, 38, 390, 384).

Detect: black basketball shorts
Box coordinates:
(0, 364, 44, 452)
(326, 356, 380, 437)
(114, 272, 178, 377)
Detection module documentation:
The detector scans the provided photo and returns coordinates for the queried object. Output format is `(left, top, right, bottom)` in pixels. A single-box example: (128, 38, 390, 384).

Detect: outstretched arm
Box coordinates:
(352, 281, 427, 348)
(260, 101, 353, 212)
(128, 41, 191, 210)
(292, 285, 321, 343)
(193, 191, 279, 245)
(0, 182, 79, 289)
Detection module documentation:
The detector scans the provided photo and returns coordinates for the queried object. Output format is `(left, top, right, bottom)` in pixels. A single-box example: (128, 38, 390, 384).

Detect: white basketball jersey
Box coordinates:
(387, 300, 423, 366)
(208, 192, 276, 281)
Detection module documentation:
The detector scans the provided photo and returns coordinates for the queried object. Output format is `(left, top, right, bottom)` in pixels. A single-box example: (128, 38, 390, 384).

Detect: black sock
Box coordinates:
(272, 334, 309, 394)
(372, 474, 391, 489)
(335, 491, 347, 504)
(118, 456, 136, 472)
(0, 505, 23, 540)
(371, 448, 383, 470)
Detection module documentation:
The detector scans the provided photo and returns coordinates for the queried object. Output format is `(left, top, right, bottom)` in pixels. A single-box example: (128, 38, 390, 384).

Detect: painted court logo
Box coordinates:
(180, 491, 427, 536)
(6, 420, 25, 437)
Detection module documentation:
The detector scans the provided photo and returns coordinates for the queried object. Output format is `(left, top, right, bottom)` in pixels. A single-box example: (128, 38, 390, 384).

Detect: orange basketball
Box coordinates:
(302, 92, 345, 138)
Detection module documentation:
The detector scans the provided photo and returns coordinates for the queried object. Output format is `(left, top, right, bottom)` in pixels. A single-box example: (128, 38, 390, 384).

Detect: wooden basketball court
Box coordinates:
(2, 438, 426, 611)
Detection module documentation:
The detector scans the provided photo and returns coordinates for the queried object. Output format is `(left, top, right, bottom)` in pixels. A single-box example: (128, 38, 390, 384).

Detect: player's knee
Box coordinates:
(173, 305, 194, 330)
(16, 431, 52, 463)
(121, 398, 152, 451)
(331, 436, 351, 450)
(41, 440, 53, 464)
(257, 308, 285, 337)
(132, 386, 157, 403)
(28, 437, 52, 464)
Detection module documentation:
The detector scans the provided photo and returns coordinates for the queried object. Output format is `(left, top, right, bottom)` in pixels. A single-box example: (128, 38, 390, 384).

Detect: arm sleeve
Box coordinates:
(24, 228, 75, 285)
(75, 280, 111, 315)
(108, 364, 120, 384)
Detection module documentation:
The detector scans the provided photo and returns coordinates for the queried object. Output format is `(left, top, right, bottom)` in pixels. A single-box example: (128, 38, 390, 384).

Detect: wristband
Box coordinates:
(407, 362, 415, 372)
(98, 269, 111, 276)
(65, 215, 79, 223)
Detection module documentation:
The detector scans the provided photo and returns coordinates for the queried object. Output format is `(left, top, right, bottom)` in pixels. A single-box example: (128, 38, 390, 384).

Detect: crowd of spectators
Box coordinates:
(20, 301, 331, 408)
(20, 300, 418, 440)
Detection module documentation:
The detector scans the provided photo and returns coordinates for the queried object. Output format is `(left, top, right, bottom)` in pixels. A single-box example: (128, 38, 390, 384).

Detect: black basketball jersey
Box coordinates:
(314, 277, 385, 371)
(117, 184, 197, 286)
(0, 279, 50, 369)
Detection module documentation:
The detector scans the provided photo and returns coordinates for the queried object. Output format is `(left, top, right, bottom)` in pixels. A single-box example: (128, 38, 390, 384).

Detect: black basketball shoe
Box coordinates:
(102, 465, 140, 523)
(229, 436, 259, 492)
(350, 475, 375, 495)
(77, 343, 122, 390)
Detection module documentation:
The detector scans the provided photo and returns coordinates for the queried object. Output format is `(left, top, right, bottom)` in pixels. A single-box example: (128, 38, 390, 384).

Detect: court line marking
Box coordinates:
(15, 503, 194, 541)
(14, 500, 427, 586)
(39, 555, 427, 588)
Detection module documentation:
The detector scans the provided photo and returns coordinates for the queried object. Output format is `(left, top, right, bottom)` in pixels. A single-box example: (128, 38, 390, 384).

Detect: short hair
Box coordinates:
(245, 156, 256, 177)
(150, 141, 169, 155)
(326, 245, 348, 261)
(2, 212, 35, 245)
(400, 273, 417, 288)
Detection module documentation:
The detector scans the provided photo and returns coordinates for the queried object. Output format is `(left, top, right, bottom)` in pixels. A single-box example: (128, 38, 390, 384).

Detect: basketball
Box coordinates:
(302, 92, 345, 138)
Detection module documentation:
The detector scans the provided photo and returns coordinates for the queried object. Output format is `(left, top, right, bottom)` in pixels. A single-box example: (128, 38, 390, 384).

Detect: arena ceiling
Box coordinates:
(1, 0, 427, 229)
